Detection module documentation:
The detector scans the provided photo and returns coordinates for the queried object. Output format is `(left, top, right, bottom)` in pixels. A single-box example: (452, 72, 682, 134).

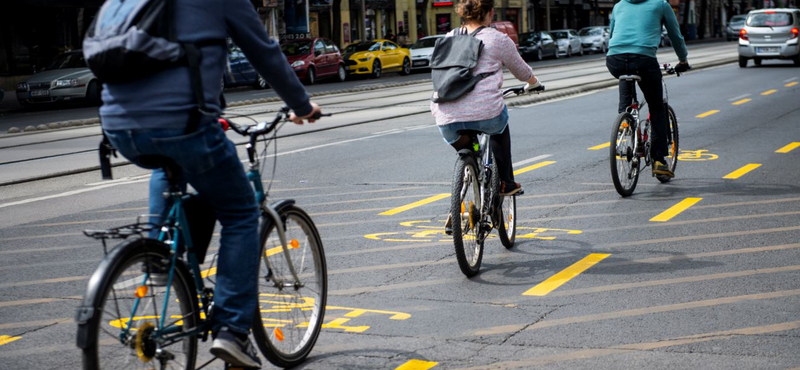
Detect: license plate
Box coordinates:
(413, 60, 426, 66)
(30, 90, 49, 97)
(757, 47, 779, 53)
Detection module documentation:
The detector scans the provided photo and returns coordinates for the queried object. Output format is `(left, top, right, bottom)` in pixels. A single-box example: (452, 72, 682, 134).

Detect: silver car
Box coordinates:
(550, 29, 583, 57)
(726, 14, 747, 41)
(738, 9, 800, 67)
(16, 50, 101, 106)
(579, 26, 610, 54)
(410, 35, 444, 70)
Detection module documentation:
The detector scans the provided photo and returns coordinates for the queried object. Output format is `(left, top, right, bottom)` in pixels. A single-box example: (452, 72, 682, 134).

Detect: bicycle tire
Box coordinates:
(252, 205, 327, 368)
(657, 105, 680, 183)
(610, 112, 640, 197)
(80, 238, 198, 370)
(450, 155, 484, 277)
(490, 159, 516, 248)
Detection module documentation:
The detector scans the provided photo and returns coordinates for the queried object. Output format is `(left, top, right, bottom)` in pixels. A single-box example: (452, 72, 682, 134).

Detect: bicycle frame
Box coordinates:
(622, 74, 671, 168)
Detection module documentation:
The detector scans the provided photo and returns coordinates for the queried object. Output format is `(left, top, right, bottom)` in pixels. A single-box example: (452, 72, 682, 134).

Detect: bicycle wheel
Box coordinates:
(450, 155, 484, 277)
(80, 238, 198, 370)
(610, 112, 640, 197)
(252, 205, 327, 368)
(490, 159, 516, 248)
(657, 105, 680, 183)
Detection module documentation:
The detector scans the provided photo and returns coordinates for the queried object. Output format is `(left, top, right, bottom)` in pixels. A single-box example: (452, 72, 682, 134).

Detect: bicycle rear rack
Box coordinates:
(83, 215, 160, 254)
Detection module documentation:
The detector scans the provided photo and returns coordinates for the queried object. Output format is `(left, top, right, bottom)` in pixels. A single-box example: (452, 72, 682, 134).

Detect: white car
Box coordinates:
(550, 29, 583, 57)
(16, 50, 100, 106)
(410, 35, 444, 70)
(579, 26, 610, 54)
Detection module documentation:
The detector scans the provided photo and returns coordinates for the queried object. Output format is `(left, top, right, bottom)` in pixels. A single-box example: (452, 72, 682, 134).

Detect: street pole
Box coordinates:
(546, 0, 551, 31)
(361, 0, 367, 41)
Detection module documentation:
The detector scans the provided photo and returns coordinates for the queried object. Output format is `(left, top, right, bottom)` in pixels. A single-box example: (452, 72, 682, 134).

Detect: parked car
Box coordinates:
(491, 21, 519, 48)
(410, 35, 444, 70)
(343, 40, 411, 78)
(15, 50, 101, 106)
(738, 8, 800, 67)
(726, 14, 748, 41)
(578, 26, 610, 54)
(550, 29, 583, 57)
(282, 37, 346, 84)
(518, 31, 559, 61)
(224, 42, 267, 89)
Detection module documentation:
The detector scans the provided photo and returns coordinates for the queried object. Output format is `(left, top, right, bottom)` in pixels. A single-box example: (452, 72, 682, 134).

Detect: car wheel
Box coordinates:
(579, 46, 584, 56)
(255, 75, 268, 89)
(602, 43, 607, 54)
(86, 80, 102, 106)
(794, 54, 800, 67)
(754, 58, 762, 67)
(305, 67, 316, 85)
(567, 47, 572, 58)
(371, 60, 382, 79)
(399, 58, 411, 76)
(554, 49, 560, 59)
(337, 64, 347, 82)
(536, 49, 543, 61)
(739, 56, 748, 68)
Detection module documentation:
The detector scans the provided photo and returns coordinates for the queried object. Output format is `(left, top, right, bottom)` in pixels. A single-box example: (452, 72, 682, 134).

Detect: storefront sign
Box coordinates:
(433, 1, 453, 6)
(507, 0, 521, 7)
(436, 14, 451, 34)
(281, 33, 313, 40)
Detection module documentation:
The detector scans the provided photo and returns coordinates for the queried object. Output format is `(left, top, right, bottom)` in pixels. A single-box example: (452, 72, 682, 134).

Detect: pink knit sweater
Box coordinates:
(431, 27, 533, 126)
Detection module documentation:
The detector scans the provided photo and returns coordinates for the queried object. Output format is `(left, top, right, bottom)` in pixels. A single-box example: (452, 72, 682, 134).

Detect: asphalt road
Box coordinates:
(0, 51, 799, 369)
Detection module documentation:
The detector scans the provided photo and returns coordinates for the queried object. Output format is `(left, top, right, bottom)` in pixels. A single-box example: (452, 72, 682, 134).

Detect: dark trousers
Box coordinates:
(490, 125, 514, 185)
(606, 54, 669, 162)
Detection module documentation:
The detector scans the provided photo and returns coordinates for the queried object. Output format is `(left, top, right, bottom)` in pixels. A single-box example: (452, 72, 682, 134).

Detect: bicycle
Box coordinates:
(449, 84, 545, 277)
(610, 63, 687, 197)
(76, 107, 330, 369)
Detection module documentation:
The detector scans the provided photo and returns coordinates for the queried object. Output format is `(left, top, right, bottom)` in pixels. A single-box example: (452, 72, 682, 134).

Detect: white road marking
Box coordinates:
(784, 77, 799, 83)
(728, 93, 751, 101)
(513, 154, 554, 167)
(0, 179, 150, 210)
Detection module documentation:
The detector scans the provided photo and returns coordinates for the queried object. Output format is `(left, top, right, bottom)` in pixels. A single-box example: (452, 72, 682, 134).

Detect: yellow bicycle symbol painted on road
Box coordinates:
(673, 149, 719, 161)
(364, 220, 582, 242)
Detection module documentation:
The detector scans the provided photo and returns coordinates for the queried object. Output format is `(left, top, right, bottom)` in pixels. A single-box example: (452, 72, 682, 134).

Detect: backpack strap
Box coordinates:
(469, 26, 486, 37)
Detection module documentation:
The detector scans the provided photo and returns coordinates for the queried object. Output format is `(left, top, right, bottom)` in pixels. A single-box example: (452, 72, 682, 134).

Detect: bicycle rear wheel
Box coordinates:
(450, 155, 484, 277)
(80, 239, 198, 370)
(657, 105, 679, 183)
(610, 112, 640, 197)
(252, 205, 327, 368)
(491, 159, 516, 248)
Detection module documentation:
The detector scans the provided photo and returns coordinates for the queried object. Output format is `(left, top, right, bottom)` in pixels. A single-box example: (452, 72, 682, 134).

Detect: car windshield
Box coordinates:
(412, 38, 439, 49)
(552, 31, 569, 39)
(281, 42, 312, 56)
(579, 28, 602, 36)
(730, 15, 746, 23)
(45, 52, 86, 70)
(519, 33, 541, 45)
(747, 13, 793, 27)
(344, 42, 381, 53)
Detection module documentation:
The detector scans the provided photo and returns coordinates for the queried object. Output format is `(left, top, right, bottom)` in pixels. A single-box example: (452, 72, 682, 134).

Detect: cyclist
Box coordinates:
(606, 0, 689, 178)
(432, 0, 541, 233)
(99, 0, 321, 367)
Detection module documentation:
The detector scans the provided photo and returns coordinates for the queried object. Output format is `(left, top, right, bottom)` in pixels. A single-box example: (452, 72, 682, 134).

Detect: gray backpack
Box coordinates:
(430, 27, 493, 103)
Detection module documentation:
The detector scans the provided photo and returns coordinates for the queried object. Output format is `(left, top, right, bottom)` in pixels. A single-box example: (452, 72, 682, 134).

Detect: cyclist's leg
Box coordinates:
(606, 54, 635, 113)
(634, 56, 669, 162)
(487, 107, 517, 191)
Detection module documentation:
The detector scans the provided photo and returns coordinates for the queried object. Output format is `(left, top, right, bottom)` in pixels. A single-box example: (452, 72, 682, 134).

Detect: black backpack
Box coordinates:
(430, 27, 493, 103)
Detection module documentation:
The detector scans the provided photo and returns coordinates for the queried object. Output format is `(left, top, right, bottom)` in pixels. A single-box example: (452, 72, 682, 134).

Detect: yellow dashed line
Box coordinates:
(776, 142, 800, 153)
(650, 197, 703, 222)
(395, 360, 439, 370)
(723, 164, 762, 179)
(786, 82, 799, 87)
(731, 99, 751, 106)
(696, 110, 720, 118)
(523, 254, 610, 296)
(588, 142, 611, 150)
(761, 89, 777, 96)
(380, 194, 450, 216)
(0, 335, 21, 346)
(513, 161, 556, 176)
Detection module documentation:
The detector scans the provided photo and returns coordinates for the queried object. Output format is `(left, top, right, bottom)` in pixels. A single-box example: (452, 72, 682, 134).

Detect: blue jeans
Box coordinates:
(438, 105, 508, 145)
(104, 124, 261, 336)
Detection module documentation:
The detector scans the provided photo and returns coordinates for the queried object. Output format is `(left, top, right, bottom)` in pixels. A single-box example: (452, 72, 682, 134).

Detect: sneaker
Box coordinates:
(210, 327, 262, 368)
(652, 161, 674, 178)
(500, 181, 523, 196)
(444, 213, 453, 235)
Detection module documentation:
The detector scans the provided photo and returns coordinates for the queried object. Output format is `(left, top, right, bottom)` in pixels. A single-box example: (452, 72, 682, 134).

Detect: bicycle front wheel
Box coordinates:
(80, 238, 198, 370)
(657, 105, 680, 183)
(252, 205, 327, 368)
(450, 155, 484, 277)
(610, 112, 640, 197)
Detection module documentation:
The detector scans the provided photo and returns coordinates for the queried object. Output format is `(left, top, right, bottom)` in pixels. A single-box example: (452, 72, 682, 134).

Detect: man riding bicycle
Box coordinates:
(97, 0, 321, 367)
(606, 0, 689, 178)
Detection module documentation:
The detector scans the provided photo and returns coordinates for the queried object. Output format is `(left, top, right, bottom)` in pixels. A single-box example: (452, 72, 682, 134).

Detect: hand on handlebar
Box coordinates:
(675, 61, 691, 73)
(289, 102, 322, 125)
(524, 79, 544, 93)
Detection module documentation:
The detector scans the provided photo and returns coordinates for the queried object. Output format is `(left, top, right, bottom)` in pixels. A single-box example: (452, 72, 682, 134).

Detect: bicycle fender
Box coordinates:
(269, 199, 296, 215)
(457, 148, 474, 157)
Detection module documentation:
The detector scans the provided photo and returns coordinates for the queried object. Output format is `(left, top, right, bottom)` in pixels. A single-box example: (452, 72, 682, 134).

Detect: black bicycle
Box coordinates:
(449, 84, 545, 277)
(610, 63, 687, 197)
(77, 108, 329, 369)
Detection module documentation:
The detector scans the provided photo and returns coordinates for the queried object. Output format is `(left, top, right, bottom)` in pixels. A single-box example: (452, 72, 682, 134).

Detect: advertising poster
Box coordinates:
(436, 14, 451, 34)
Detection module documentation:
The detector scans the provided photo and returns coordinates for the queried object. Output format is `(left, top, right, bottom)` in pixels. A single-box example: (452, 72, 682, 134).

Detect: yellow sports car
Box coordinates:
(343, 39, 412, 78)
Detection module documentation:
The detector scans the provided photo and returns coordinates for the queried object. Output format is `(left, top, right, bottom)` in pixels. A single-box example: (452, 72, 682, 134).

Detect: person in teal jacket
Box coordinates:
(606, 0, 689, 178)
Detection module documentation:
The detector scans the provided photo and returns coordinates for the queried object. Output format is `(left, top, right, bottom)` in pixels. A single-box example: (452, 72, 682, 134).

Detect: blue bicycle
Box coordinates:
(77, 107, 328, 369)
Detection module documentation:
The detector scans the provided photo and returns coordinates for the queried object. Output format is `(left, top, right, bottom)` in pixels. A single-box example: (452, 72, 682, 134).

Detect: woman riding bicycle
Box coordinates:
(431, 0, 541, 211)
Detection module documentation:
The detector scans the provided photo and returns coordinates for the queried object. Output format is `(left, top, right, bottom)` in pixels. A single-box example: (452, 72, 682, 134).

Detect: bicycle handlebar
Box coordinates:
(502, 83, 546, 97)
(664, 63, 691, 76)
(220, 107, 332, 138)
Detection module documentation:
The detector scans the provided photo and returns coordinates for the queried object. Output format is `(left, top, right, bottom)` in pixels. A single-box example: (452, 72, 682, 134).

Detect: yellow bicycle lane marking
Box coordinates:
(731, 98, 751, 105)
(365, 220, 582, 243)
(674, 149, 719, 161)
(650, 198, 703, 222)
(723, 164, 761, 179)
(514, 161, 556, 175)
(522, 253, 610, 296)
(588, 142, 610, 150)
(696, 110, 720, 118)
(395, 359, 439, 370)
(761, 89, 778, 96)
(0, 335, 21, 346)
(786, 81, 799, 87)
(776, 142, 800, 153)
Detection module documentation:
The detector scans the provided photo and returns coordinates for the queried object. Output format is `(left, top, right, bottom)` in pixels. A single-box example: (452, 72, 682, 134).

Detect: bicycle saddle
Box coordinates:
(618, 74, 641, 81)
(138, 155, 182, 184)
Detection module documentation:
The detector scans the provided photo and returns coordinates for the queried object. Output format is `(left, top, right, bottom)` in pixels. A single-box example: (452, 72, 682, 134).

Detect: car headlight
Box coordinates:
(53, 79, 78, 88)
(17, 82, 29, 91)
(358, 57, 372, 62)
(290, 60, 305, 67)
